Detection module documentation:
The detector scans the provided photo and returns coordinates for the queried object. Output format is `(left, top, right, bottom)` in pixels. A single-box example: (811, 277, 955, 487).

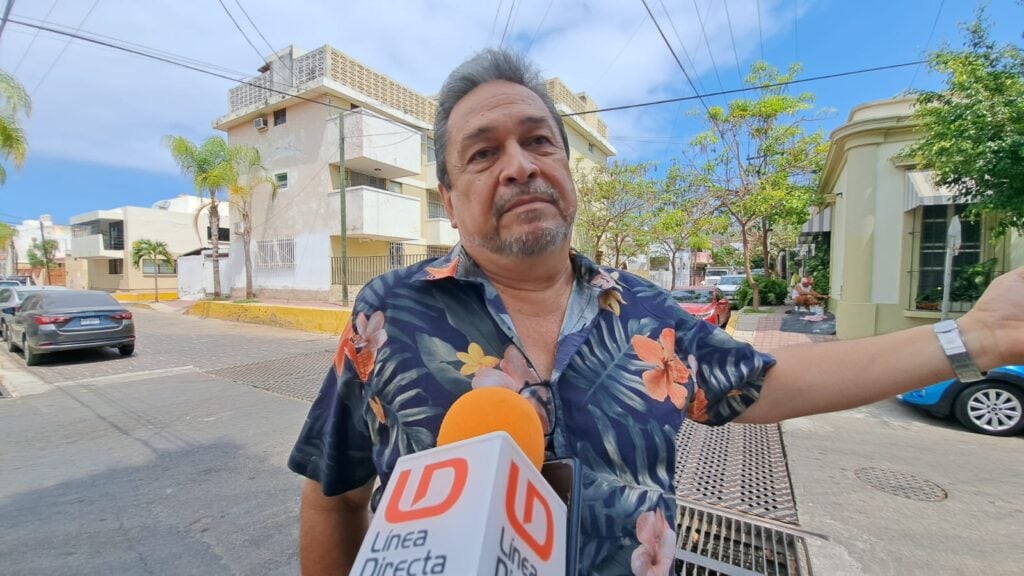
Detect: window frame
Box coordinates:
(273, 171, 289, 190)
(273, 108, 287, 126)
(108, 259, 124, 275)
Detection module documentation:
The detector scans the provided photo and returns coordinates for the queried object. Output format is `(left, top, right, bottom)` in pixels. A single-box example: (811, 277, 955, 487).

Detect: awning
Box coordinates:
(799, 206, 831, 243)
(905, 170, 956, 212)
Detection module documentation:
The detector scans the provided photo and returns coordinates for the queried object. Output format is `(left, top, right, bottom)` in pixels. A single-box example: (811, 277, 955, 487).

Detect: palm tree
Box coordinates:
(226, 145, 276, 299)
(164, 135, 237, 298)
(1, 69, 31, 185)
(131, 239, 173, 302)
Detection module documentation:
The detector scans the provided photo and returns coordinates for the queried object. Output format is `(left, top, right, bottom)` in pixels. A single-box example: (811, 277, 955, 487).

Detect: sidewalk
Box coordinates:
(124, 297, 352, 335)
(739, 307, 1024, 575)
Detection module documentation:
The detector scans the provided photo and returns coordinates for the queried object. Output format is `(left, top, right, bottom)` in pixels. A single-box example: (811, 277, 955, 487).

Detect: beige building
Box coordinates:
(213, 45, 614, 300)
(2, 215, 72, 285)
(819, 97, 1024, 339)
(66, 195, 230, 296)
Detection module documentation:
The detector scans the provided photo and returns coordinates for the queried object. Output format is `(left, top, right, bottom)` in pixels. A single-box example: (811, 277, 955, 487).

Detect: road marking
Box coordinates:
(48, 366, 199, 387)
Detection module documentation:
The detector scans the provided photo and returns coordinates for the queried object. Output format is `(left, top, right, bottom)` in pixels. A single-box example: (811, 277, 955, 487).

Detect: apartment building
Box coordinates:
(65, 195, 230, 296)
(213, 45, 615, 300)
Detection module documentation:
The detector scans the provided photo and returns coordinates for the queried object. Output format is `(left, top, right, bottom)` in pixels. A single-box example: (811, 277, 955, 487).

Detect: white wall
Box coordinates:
(177, 254, 232, 300)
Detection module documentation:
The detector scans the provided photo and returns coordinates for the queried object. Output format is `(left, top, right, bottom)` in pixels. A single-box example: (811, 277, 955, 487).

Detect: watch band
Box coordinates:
(932, 319, 984, 383)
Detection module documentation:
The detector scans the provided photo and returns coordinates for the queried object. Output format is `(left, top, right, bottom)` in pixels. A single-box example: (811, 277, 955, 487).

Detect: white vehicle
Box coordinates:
(716, 275, 747, 301)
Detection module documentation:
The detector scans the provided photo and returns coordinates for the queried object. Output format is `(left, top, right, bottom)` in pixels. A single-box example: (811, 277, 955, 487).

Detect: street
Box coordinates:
(0, 308, 337, 575)
(1, 307, 1022, 575)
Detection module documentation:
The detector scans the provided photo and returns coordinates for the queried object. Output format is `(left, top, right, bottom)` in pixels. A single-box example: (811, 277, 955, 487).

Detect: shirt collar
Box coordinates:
(413, 243, 608, 287)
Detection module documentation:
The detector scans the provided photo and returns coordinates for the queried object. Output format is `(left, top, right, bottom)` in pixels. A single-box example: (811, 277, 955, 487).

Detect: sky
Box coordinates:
(1, 0, 1022, 226)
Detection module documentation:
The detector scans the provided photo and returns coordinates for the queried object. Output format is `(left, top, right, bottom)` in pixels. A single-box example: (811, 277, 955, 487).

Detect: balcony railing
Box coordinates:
(331, 254, 436, 286)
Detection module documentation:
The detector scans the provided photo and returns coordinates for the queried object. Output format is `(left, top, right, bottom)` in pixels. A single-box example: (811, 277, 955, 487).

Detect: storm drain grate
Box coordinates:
(204, 350, 334, 402)
(675, 421, 799, 525)
(853, 467, 947, 502)
(674, 499, 816, 576)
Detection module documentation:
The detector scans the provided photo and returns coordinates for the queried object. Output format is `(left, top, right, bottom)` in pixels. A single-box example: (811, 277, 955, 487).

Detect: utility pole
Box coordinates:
(338, 109, 349, 306)
(38, 218, 52, 285)
(0, 0, 16, 42)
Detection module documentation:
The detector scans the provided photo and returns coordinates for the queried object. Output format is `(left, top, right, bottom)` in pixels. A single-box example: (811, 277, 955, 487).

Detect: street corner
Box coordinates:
(186, 300, 352, 335)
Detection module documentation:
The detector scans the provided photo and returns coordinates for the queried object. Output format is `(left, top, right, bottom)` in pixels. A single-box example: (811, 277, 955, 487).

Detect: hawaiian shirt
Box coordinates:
(288, 245, 776, 575)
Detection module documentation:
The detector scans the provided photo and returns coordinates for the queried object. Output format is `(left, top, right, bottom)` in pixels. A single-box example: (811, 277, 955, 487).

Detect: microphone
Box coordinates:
(352, 387, 567, 576)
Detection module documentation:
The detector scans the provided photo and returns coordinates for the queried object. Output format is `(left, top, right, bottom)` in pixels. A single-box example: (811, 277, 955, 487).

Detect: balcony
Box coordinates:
(70, 234, 124, 259)
(425, 218, 459, 247)
(329, 185, 421, 241)
(338, 111, 421, 180)
(69, 213, 125, 259)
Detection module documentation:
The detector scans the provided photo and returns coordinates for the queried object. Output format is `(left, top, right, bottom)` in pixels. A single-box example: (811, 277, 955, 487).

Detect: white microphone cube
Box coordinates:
(353, 431, 567, 576)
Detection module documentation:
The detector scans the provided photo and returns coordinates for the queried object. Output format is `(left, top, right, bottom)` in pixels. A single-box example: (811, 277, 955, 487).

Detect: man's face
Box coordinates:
(439, 80, 576, 259)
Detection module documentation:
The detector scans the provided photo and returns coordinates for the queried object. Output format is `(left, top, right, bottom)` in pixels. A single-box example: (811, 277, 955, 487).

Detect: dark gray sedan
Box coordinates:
(4, 290, 135, 366)
(0, 285, 66, 342)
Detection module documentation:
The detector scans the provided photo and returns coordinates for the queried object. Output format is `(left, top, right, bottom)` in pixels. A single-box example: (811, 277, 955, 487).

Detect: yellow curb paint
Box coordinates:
(186, 301, 351, 335)
(113, 292, 179, 303)
(725, 311, 738, 336)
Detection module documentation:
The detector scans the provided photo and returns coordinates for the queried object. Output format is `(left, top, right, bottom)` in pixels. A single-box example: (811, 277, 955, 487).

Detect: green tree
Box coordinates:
(164, 135, 238, 297)
(225, 145, 276, 299)
(0, 222, 14, 251)
(711, 245, 744, 269)
(27, 238, 58, 269)
(131, 239, 173, 302)
(573, 160, 659, 266)
(649, 166, 728, 286)
(681, 62, 827, 308)
(905, 10, 1024, 237)
(1, 69, 31, 185)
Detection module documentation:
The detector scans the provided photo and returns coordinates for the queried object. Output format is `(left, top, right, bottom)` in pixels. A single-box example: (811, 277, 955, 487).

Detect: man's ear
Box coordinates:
(439, 183, 458, 229)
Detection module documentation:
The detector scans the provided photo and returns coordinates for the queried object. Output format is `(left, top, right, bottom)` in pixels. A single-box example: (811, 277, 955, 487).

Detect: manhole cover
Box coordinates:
(853, 467, 947, 502)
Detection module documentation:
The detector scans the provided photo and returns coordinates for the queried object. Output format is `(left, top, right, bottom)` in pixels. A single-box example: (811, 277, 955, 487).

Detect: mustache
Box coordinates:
(492, 182, 561, 218)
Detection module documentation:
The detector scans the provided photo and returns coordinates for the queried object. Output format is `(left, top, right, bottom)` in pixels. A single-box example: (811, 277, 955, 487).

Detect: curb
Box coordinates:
(186, 300, 352, 335)
(0, 354, 50, 398)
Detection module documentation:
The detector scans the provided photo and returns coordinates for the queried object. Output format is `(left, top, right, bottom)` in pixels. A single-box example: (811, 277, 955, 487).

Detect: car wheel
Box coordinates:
(119, 344, 135, 356)
(23, 336, 40, 366)
(7, 330, 18, 352)
(954, 382, 1024, 436)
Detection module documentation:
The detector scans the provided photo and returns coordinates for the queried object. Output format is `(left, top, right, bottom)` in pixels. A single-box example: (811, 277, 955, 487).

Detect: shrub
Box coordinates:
(735, 275, 790, 307)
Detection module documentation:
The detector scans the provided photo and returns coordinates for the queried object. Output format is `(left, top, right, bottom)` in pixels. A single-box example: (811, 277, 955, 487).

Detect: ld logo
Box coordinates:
(384, 457, 468, 523)
(505, 461, 555, 561)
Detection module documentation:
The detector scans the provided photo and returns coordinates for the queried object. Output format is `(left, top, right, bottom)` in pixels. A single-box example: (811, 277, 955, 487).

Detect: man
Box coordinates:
(288, 49, 1024, 575)
(793, 276, 827, 312)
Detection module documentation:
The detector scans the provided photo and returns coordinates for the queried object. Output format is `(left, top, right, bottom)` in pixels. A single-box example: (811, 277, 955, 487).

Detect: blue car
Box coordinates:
(898, 366, 1024, 436)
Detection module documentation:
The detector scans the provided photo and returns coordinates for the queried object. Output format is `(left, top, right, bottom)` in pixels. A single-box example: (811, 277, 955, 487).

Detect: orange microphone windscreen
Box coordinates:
(436, 387, 545, 469)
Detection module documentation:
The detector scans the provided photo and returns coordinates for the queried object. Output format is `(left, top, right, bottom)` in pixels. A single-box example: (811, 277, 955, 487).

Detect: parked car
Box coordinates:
(4, 290, 135, 366)
(671, 286, 731, 328)
(0, 275, 37, 286)
(898, 365, 1024, 436)
(0, 285, 67, 342)
(716, 275, 746, 303)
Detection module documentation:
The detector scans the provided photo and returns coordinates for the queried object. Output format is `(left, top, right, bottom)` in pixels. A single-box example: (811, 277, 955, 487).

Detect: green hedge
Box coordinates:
(734, 276, 790, 307)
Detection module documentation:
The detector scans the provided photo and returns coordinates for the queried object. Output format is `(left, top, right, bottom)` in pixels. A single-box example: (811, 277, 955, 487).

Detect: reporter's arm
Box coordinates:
(299, 478, 373, 576)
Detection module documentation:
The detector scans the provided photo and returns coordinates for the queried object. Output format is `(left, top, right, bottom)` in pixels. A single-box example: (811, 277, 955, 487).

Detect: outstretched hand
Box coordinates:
(959, 266, 1024, 371)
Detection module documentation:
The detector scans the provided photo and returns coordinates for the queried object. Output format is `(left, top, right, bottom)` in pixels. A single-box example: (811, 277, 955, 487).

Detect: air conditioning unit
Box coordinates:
(254, 117, 268, 131)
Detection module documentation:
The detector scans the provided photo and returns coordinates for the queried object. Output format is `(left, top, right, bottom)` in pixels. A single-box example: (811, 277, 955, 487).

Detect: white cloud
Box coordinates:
(0, 0, 793, 172)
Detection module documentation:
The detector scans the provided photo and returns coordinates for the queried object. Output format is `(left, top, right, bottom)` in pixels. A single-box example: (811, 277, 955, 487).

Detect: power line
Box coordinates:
(216, 0, 266, 65)
(691, 0, 724, 92)
(794, 0, 799, 62)
(499, 0, 517, 47)
(233, 0, 293, 77)
(489, 0, 505, 45)
(31, 0, 100, 95)
(525, 0, 554, 53)
(640, 0, 712, 117)
(755, 0, 765, 61)
(722, 0, 744, 84)
(594, 13, 648, 85)
(563, 59, 927, 117)
(12, 0, 58, 73)
(0, 0, 15, 42)
(907, 0, 945, 91)
(658, 0, 709, 95)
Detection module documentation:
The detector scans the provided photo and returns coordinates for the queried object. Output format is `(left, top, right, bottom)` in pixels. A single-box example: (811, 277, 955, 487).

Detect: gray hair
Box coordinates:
(434, 49, 570, 190)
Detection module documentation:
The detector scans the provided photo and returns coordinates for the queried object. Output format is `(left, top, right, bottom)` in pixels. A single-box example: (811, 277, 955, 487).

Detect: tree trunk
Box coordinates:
(154, 270, 159, 302)
(209, 199, 221, 298)
(243, 218, 254, 299)
(669, 247, 678, 289)
(742, 224, 760, 310)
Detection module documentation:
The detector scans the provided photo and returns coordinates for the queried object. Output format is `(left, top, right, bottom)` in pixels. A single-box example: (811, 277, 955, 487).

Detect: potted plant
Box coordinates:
(951, 258, 998, 304)
(916, 286, 942, 311)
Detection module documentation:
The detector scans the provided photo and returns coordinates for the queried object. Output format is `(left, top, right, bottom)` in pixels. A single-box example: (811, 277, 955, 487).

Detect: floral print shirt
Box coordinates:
(288, 245, 775, 575)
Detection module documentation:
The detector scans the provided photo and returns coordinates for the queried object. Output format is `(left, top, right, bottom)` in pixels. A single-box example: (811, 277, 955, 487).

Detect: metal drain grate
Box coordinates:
(204, 350, 334, 401)
(853, 467, 947, 502)
(675, 421, 799, 524)
(674, 499, 817, 576)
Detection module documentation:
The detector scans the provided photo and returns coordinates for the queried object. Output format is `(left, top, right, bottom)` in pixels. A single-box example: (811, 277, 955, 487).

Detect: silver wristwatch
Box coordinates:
(932, 320, 984, 383)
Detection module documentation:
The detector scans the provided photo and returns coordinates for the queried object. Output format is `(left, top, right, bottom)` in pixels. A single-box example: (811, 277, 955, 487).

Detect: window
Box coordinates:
(142, 258, 176, 275)
(588, 142, 595, 154)
(387, 181, 403, 195)
(427, 190, 446, 219)
(255, 239, 295, 268)
(206, 226, 230, 242)
(427, 245, 449, 258)
(346, 170, 387, 190)
(273, 108, 287, 126)
(274, 172, 289, 189)
(108, 259, 124, 275)
(426, 137, 436, 163)
(913, 204, 981, 308)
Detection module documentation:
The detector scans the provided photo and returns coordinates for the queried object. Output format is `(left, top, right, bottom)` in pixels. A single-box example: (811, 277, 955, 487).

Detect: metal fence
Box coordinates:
(331, 253, 437, 286)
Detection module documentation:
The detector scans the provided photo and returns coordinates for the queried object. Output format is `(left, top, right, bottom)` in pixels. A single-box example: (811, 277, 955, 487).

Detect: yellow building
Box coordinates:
(213, 46, 615, 301)
(819, 97, 1024, 339)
